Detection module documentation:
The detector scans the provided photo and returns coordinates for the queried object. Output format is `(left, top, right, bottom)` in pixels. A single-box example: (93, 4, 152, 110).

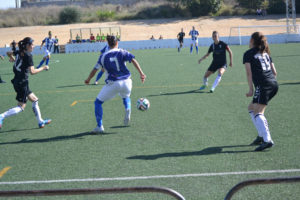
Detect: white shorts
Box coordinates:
(43, 48, 51, 57)
(97, 78, 132, 102)
(191, 39, 198, 46)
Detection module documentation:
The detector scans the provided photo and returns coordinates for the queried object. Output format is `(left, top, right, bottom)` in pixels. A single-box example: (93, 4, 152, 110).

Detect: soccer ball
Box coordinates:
(136, 98, 150, 111)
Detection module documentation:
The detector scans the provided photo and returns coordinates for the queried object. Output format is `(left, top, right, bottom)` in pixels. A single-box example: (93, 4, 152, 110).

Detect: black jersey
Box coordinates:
(243, 48, 276, 86)
(12, 51, 33, 84)
(177, 32, 185, 40)
(208, 41, 228, 65)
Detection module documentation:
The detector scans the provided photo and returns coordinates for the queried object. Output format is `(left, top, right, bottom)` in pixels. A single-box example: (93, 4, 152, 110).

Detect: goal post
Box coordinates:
(70, 26, 121, 42)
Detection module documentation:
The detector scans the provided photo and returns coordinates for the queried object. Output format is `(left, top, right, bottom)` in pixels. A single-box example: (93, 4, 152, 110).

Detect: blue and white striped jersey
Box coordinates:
(95, 48, 135, 82)
(100, 45, 110, 54)
(42, 37, 56, 51)
(189, 30, 199, 41)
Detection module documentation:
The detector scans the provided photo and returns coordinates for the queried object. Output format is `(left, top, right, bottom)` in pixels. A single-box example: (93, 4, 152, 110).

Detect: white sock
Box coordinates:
(211, 74, 222, 90)
(1, 106, 23, 119)
(203, 77, 208, 86)
(255, 114, 273, 143)
(249, 111, 262, 137)
(32, 101, 43, 123)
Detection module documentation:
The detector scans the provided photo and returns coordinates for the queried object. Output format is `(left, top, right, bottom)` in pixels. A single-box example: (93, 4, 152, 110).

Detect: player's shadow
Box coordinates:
(110, 125, 130, 129)
(127, 145, 254, 160)
(279, 82, 300, 86)
(56, 84, 88, 88)
(147, 89, 209, 97)
(0, 131, 117, 145)
(0, 127, 39, 134)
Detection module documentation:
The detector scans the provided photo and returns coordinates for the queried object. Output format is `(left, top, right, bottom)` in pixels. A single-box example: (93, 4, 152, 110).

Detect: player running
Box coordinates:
(198, 31, 233, 93)
(177, 28, 185, 52)
(37, 31, 56, 69)
(84, 35, 146, 133)
(189, 26, 199, 54)
(0, 37, 51, 130)
(0, 55, 5, 83)
(94, 44, 110, 85)
(244, 32, 278, 151)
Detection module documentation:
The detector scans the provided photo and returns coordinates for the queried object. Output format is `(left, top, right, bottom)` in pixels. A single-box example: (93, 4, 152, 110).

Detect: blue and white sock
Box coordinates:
(37, 60, 45, 69)
(196, 46, 199, 54)
(122, 97, 131, 111)
(95, 71, 104, 82)
(94, 99, 103, 127)
(45, 58, 49, 65)
(190, 46, 193, 53)
(255, 114, 273, 142)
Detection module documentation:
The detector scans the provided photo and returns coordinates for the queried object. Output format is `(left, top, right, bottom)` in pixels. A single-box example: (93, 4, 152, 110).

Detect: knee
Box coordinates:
(18, 103, 26, 110)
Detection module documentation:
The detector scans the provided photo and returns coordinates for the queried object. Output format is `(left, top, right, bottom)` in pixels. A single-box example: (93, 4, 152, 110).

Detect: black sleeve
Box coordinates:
(270, 56, 273, 63)
(208, 44, 213, 53)
(222, 41, 228, 49)
(24, 53, 34, 69)
(243, 50, 252, 64)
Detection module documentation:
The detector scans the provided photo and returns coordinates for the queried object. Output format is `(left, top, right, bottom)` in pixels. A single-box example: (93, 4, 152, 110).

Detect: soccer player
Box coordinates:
(243, 32, 278, 151)
(0, 37, 51, 130)
(198, 31, 233, 93)
(177, 28, 185, 52)
(84, 35, 146, 133)
(37, 31, 56, 69)
(94, 44, 110, 85)
(189, 26, 199, 54)
(0, 55, 5, 83)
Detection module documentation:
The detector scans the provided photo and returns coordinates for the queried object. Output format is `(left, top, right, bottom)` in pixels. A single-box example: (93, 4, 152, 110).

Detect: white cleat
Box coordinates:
(124, 109, 131, 126)
(94, 81, 98, 85)
(92, 125, 104, 133)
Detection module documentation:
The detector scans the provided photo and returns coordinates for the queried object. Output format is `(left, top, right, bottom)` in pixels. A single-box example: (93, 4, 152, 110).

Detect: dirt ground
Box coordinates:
(0, 15, 297, 47)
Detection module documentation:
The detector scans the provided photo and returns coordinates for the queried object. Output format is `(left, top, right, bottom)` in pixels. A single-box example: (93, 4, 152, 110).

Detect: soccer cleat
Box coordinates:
(0, 115, 4, 130)
(250, 136, 263, 145)
(94, 81, 98, 85)
(39, 119, 52, 128)
(0, 80, 6, 83)
(92, 125, 104, 134)
(255, 141, 274, 151)
(124, 109, 131, 126)
(199, 85, 206, 90)
(210, 88, 215, 93)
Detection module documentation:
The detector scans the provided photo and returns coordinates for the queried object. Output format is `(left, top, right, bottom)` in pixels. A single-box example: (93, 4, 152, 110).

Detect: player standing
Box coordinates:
(198, 31, 233, 92)
(84, 35, 146, 133)
(177, 28, 185, 52)
(94, 44, 110, 85)
(0, 37, 51, 130)
(243, 32, 278, 151)
(189, 26, 199, 54)
(37, 31, 56, 69)
(0, 55, 5, 83)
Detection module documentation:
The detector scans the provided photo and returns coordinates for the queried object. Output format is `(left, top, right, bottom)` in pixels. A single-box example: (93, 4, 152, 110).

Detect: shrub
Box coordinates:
(59, 7, 81, 24)
(96, 10, 116, 21)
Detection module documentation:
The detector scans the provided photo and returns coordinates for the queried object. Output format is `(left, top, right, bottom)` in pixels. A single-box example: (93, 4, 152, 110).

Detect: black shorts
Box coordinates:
(208, 63, 227, 73)
(253, 82, 278, 105)
(12, 81, 32, 103)
(178, 39, 183, 44)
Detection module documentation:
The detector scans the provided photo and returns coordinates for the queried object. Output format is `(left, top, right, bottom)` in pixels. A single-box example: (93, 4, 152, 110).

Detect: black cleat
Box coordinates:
(250, 136, 263, 145)
(255, 141, 274, 151)
(0, 80, 6, 83)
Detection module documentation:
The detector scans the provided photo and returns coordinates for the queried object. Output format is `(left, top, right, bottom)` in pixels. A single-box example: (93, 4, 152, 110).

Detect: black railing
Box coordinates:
(0, 186, 185, 200)
(225, 176, 300, 200)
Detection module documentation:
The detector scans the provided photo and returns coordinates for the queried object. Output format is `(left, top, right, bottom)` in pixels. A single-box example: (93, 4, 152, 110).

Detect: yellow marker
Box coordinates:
(70, 101, 78, 107)
(0, 167, 11, 178)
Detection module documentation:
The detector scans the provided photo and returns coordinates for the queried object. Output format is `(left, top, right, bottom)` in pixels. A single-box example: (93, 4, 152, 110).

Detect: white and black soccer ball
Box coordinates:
(136, 98, 150, 111)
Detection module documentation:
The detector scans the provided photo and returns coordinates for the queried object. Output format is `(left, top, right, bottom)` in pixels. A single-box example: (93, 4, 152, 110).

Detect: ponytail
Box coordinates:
(17, 37, 34, 56)
(106, 35, 117, 48)
(251, 32, 270, 55)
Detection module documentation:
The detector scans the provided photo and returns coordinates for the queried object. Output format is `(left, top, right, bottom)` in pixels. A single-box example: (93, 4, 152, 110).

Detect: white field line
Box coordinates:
(0, 169, 300, 185)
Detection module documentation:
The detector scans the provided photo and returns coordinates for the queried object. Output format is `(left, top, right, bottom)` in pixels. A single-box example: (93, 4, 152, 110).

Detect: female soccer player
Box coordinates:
(198, 31, 233, 93)
(189, 26, 199, 54)
(0, 55, 5, 83)
(243, 32, 278, 151)
(37, 31, 56, 69)
(177, 28, 185, 52)
(84, 35, 146, 133)
(0, 37, 51, 130)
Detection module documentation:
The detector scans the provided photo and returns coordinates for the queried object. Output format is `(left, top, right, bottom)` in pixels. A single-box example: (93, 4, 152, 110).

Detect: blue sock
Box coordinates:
(94, 99, 103, 127)
(122, 97, 131, 110)
(190, 46, 193, 53)
(196, 46, 199, 53)
(46, 58, 49, 65)
(37, 60, 45, 69)
(96, 70, 104, 82)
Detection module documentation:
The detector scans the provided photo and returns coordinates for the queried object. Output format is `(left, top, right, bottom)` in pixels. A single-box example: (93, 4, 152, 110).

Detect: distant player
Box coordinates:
(37, 31, 56, 69)
(177, 28, 185, 52)
(189, 26, 199, 54)
(94, 44, 110, 85)
(0, 37, 51, 130)
(198, 31, 233, 93)
(243, 32, 278, 151)
(0, 55, 5, 83)
(84, 35, 146, 133)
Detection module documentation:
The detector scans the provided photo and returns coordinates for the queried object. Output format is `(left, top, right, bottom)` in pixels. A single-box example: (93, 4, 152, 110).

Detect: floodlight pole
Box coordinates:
(286, 0, 297, 34)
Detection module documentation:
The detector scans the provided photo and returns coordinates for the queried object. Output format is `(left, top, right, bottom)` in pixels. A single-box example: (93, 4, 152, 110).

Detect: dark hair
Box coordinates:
(18, 37, 34, 56)
(212, 31, 218, 36)
(251, 32, 270, 54)
(107, 35, 117, 47)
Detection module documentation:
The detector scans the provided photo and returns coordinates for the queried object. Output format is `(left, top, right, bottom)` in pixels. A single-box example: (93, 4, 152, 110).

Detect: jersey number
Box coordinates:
(110, 57, 120, 71)
(256, 54, 271, 71)
(14, 55, 22, 72)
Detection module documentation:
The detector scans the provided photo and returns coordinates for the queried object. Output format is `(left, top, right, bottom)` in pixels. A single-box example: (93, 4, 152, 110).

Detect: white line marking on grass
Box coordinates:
(0, 169, 300, 185)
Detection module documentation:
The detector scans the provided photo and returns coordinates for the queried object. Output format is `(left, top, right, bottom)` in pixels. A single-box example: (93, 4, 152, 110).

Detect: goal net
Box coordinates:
(227, 25, 300, 45)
